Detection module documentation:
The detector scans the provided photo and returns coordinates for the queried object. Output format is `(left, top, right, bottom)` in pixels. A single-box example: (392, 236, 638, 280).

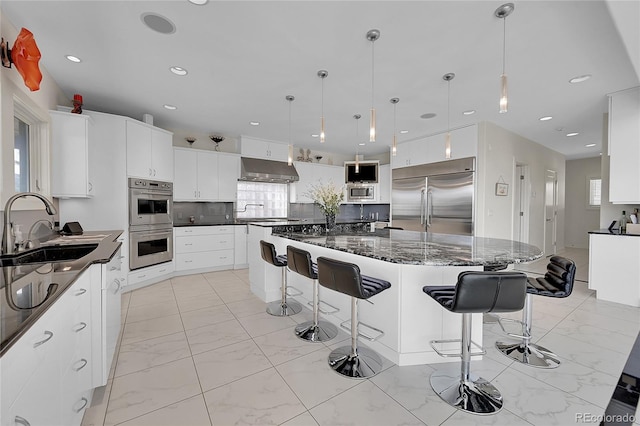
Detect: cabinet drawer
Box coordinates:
(127, 262, 174, 286)
(174, 226, 234, 237)
(210, 249, 234, 267)
(175, 250, 234, 271)
(176, 235, 234, 253)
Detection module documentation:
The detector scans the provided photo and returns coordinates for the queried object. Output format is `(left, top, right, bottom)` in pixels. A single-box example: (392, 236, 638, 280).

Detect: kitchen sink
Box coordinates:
(0, 243, 98, 267)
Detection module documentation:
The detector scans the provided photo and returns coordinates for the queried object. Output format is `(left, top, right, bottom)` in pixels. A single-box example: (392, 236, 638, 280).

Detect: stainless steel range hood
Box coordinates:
(239, 157, 299, 183)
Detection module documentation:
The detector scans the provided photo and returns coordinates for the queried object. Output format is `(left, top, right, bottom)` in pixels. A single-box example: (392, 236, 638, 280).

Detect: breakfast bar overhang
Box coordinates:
(248, 222, 542, 366)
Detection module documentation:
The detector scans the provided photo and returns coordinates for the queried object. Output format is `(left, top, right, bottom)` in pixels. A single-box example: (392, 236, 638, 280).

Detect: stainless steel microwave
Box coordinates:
(346, 184, 378, 203)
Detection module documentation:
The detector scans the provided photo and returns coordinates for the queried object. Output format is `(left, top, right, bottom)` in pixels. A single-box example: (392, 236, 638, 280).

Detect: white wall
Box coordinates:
(565, 157, 601, 248)
(476, 122, 566, 253)
(0, 11, 70, 208)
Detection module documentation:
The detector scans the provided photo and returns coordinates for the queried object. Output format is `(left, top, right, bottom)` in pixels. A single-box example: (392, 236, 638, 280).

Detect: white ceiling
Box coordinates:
(3, 1, 639, 160)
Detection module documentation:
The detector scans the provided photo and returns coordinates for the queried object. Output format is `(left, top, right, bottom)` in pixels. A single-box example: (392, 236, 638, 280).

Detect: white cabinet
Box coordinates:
(50, 111, 95, 198)
(392, 125, 477, 169)
(127, 262, 174, 287)
(240, 135, 289, 161)
(1, 272, 94, 426)
(608, 87, 640, 204)
(174, 148, 240, 202)
(174, 226, 235, 272)
(589, 233, 640, 306)
(379, 164, 391, 203)
(292, 162, 345, 203)
(126, 120, 174, 181)
(234, 225, 248, 268)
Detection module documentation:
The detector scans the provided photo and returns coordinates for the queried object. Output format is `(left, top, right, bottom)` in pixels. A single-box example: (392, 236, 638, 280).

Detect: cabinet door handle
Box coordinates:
(137, 274, 147, 279)
(73, 397, 89, 413)
(153, 169, 157, 176)
(73, 358, 88, 371)
(36, 178, 41, 191)
(88, 182, 93, 192)
(185, 243, 193, 246)
(159, 268, 167, 273)
(74, 322, 88, 333)
(219, 256, 227, 260)
(149, 168, 152, 176)
(14, 416, 30, 426)
(185, 260, 193, 263)
(75, 288, 87, 296)
(185, 230, 193, 233)
(219, 240, 227, 244)
(113, 279, 122, 293)
(33, 331, 53, 348)
(109, 266, 118, 271)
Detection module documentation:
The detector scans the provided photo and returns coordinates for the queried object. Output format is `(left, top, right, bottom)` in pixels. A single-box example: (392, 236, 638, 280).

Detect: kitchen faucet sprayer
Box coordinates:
(2, 192, 57, 255)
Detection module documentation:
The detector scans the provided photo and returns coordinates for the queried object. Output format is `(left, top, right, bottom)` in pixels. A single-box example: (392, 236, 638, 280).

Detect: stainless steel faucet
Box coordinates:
(2, 192, 57, 255)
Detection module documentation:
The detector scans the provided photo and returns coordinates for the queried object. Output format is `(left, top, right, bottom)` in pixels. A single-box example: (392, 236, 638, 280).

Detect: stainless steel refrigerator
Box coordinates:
(392, 157, 475, 235)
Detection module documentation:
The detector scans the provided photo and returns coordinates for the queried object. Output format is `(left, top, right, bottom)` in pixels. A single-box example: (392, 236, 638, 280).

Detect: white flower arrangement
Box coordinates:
(306, 180, 345, 216)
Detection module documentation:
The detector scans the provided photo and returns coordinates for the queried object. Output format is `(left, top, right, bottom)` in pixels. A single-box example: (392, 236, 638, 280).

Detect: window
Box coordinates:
(588, 177, 601, 208)
(14, 116, 30, 192)
(236, 182, 288, 218)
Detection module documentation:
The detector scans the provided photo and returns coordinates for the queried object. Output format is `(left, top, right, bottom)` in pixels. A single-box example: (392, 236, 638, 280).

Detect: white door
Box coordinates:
(544, 169, 558, 256)
(513, 164, 529, 243)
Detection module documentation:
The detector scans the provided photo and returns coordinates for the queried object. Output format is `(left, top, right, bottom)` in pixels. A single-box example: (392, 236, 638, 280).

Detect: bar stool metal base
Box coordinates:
(495, 341, 561, 368)
(328, 346, 383, 379)
(266, 300, 302, 316)
(295, 320, 338, 342)
(430, 370, 503, 415)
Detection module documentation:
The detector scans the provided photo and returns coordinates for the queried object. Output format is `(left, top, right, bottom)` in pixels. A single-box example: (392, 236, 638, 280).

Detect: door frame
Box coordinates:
(513, 163, 530, 243)
(544, 169, 558, 256)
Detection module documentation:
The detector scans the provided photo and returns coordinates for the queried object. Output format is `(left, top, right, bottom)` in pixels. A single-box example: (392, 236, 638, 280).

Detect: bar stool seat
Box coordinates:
(286, 245, 338, 342)
(317, 256, 391, 379)
(424, 271, 527, 415)
(496, 256, 576, 368)
(259, 240, 302, 316)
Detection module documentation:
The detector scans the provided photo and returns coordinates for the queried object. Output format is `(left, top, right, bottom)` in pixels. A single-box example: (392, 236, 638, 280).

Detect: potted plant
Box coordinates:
(306, 180, 344, 231)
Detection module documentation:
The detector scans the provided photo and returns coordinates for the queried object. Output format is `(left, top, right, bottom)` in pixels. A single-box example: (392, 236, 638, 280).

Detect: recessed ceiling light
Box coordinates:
(188, 0, 208, 4)
(65, 55, 81, 63)
(250, 121, 260, 126)
(599, 152, 602, 156)
(399, 130, 409, 134)
(585, 143, 596, 147)
(539, 116, 553, 121)
(311, 134, 319, 138)
(420, 113, 437, 119)
(163, 104, 177, 110)
(141, 12, 176, 34)
(462, 110, 476, 115)
(566, 132, 579, 137)
(170, 66, 188, 76)
(569, 74, 591, 84)
(358, 142, 366, 146)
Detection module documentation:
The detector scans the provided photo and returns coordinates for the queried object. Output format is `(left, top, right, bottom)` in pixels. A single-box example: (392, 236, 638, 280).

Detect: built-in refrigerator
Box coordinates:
(391, 157, 475, 235)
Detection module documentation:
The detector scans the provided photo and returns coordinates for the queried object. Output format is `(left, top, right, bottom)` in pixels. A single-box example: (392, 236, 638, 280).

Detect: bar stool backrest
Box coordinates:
(451, 272, 527, 313)
(260, 240, 286, 267)
(317, 256, 366, 299)
(532, 256, 576, 297)
(287, 245, 317, 279)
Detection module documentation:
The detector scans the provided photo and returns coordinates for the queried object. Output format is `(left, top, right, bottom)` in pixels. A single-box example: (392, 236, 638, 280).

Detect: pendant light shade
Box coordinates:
(354, 114, 361, 173)
(443, 73, 455, 160)
(318, 70, 328, 143)
(390, 98, 399, 156)
(286, 95, 294, 166)
(366, 29, 380, 142)
(495, 3, 514, 114)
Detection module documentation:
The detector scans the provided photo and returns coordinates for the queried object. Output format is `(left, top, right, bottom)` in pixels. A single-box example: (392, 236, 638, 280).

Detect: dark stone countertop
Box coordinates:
(1, 230, 123, 356)
(273, 228, 543, 266)
(589, 229, 640, 237)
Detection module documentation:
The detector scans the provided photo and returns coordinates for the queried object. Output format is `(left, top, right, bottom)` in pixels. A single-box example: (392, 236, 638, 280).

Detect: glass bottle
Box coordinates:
(620, 211, 627, 233)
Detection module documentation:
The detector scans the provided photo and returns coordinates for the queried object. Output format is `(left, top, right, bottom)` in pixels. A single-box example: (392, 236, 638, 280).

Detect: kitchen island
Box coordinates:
(248, 223, 542, 365)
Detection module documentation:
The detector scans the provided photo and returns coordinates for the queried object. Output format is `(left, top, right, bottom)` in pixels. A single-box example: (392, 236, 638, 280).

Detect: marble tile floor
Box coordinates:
(81, 248, 640, 426)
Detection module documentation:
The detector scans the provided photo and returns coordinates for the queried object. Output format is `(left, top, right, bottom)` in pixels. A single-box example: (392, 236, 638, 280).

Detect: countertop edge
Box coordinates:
(589, 229, 640, 237)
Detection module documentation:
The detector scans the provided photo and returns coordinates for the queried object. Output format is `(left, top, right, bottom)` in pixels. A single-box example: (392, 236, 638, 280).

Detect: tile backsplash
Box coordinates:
(173, 202, 234, 225)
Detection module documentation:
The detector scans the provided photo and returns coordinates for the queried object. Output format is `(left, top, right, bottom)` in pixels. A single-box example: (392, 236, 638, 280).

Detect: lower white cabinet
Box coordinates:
(175, 226, 235, 272)
(127, 261, 174, 287)
(234, 225, 248, 268)
(1, 271, 93, 426)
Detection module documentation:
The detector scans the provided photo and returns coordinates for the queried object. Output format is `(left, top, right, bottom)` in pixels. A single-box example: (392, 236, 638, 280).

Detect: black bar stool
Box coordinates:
(317, 256, 391, 379)
(482, 263, 508, 324)
(259, 240, 302, 316)
(286, 245, 338, 342)
(496, 256, 576, 368)
(424, 271, 527, 415)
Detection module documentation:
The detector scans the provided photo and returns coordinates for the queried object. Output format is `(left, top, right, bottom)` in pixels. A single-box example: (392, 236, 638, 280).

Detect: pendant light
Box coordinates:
(495, 3, 514, 114)
(390, 98, 399, 156)
(318, 70, 328, 143)
(366, 29, 380, 142)
(443, 73, 455, 159)
(286, 95, 294, 166)
(353, 114, 361, 173)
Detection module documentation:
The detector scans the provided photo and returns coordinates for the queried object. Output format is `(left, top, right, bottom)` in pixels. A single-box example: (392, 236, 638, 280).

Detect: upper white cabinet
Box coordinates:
(292, 162, 344, 203)
(50, 111, 95, 198)
(240, 136, 289, 161)
(392, 125, 477, 169)
(608, 87, 640, 204)
(126, 120, 174, 181)
(174, 148, 240, 201)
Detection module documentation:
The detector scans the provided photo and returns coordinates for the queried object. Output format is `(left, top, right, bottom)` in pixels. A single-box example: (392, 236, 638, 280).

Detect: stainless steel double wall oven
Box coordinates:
(128, 178, 173, 270)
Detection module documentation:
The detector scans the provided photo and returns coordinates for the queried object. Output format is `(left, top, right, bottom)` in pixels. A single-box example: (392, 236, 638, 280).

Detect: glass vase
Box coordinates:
(325, 213, 336, 232)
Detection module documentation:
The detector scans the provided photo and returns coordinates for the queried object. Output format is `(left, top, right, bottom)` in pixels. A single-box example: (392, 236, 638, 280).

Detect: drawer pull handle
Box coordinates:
(138, 274, 147, 279)
(113, 279, 122, 293)
(219, 241, 227, 244)
(73, 358, 88, 371)
(109, 266, 118, 271)
(74, 322, 88, 333)
(185, 260, 193, 263)
(33, 331, 53, 348)
(73, 397, 89, 413)
(185, 243, 193, 246)
(75, 288, 87, 296)
(14, 416, 30, 426)
(159, 269, 167, 273)
(220, 257, 227, 259)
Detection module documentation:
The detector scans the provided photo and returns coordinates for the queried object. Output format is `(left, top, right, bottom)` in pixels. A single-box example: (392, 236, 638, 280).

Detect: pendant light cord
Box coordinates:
(371, 41, 375, 108)
(502, 16, 507, 75)
(447, 79, 451, 132)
